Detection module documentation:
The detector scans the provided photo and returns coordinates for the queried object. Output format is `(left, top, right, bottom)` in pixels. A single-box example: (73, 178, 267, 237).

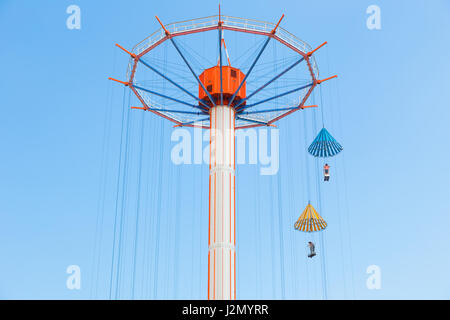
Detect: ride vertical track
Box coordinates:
(208, 106, 236, 300)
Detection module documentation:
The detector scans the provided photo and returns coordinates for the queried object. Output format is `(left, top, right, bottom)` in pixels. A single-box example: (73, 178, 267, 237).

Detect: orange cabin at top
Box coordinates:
(199, 66, 246, 107)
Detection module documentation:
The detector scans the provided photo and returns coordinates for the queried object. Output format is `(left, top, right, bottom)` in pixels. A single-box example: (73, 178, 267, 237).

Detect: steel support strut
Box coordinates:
(227, 36, 271, 107)
(133, 84, 200, 109)
(227, 14, 284, 107)
(139, 59, 210, 109)
(235, 57, 305, 110)
(170, 38, 217, 107)
(239, 82, 314, 111)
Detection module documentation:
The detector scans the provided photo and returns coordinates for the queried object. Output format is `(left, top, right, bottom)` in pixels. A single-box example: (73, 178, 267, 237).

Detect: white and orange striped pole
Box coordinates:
(208, 105, 236, 300)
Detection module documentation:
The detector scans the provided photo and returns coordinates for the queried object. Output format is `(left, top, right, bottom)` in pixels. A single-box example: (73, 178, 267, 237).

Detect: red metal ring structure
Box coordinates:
(111, 14, 336, 130)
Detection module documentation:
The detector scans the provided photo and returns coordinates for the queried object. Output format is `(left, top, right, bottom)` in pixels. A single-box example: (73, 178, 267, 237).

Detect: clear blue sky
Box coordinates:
(1, 0, 450, 299)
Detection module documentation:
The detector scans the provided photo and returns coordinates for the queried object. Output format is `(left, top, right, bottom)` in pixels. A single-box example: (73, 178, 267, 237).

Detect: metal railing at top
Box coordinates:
(127, 15, 319, 79)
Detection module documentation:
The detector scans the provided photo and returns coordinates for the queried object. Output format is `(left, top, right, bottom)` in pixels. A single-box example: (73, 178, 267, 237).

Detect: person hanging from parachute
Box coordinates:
(307, 241, 316, 258)
(323, 163, 330, 181)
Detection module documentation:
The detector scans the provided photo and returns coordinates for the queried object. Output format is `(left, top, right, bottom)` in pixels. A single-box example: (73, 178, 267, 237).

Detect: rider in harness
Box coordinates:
(308, 241, 316, 258)
(323, 163, 330, 181)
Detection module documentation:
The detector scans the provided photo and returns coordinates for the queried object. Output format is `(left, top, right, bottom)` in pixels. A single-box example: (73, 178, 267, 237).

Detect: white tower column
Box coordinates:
(208, 105, 236, 300)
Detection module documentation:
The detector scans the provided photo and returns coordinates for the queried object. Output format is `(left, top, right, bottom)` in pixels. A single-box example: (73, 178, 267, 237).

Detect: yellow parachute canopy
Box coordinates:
(294, 203, 327, 232)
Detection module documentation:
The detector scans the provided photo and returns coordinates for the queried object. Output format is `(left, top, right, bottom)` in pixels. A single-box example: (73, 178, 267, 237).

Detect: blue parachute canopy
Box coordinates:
(308, 127, 343, 157)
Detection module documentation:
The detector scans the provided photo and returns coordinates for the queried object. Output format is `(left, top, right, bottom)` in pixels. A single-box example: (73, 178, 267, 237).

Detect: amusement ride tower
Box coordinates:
(109, 9, 336, 300)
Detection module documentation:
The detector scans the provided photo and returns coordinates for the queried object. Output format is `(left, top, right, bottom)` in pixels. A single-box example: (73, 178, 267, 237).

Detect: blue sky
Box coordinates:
(1, 0, 450, 299)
